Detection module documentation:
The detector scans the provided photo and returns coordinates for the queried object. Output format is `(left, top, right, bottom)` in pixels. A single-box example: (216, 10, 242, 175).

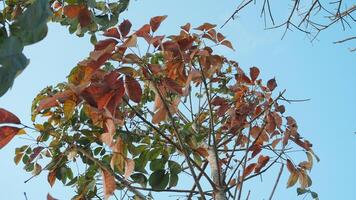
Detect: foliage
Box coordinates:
(0, 16, 319, 200)
(0, 0, 129, 97)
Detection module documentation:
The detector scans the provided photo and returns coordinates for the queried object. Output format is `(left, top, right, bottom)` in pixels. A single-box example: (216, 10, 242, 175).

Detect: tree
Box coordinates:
(222, 0, 355, 51)
(0, 15, 319, 200)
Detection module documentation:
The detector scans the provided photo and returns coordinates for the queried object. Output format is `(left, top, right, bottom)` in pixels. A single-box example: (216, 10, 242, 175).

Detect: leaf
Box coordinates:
(181, 23, 191, 32)
(48, 170, 56, 187)
(194, 23, 216, 31)
(36, 90, 73, 112)
(221, 40, 234, 50)
(123, 34, 137, 47)
(47, 194, 58, 200)
(255, 155, 270, 173)
(299, 171, 311, 189)
(136, 24, 151, 37)
(287, 171, 299, 188)
(63, 5, 83, 18)
(131, 173, 147, 188)
(12, 0, 51, 45)
(0, 108, 21, 124)
(169, 173, 178, 188)
(119, 19, 132, 37)
(243, 163, 257, 178)
(0, 126, 20, 149)
(249, 67, 260, 82)
(125, 75, 142, 103)
(101, 169, 116, 200)
(152, 107, 167, 124)
(286, 159, 296, 173)
(124, 158, 135, 179)
(267, 78, 277, 91)
(150, 159, 166, 171)
(168, 160, 181, 174)
(78, 8, 92, 27)
(63, 100, 76, 120)
(0, 36, 29, 97)
(104, 27, 121, 39)
(150, 15, 167, 32)
(111, 153, 125, 173)
(149, 170, 169, 190)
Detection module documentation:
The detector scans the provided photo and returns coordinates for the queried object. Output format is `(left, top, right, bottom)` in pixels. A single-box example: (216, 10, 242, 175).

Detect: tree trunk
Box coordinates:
(207, 147, 227, 200)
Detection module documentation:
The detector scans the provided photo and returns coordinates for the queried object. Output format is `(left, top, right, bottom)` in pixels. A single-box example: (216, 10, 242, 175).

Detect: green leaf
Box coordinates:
(0, 36, 29, 96)
(169, 173, 178, 188)
(311, 192, 318, 198)
(148, 170, 169, 190)
(147, 148, 161, 161)
(297, 188, 308, 195)
(150, 159, 166, 171)
(11, 0, 52, 46)
(131, 173, 148, 188)
(168, 160, 181, 174)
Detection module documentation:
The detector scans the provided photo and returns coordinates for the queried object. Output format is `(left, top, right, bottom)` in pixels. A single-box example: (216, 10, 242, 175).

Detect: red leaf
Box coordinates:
(255, 155, 270, 173)
(150, 15, 167, 32)
(194, 23, 216, 31)
(29, 146, 44, 163)
(136, 24, 151, 37)
(243, 163, 257, 178)
(78, 8, 91, 27)
(47, 194, 58, 200)
(249, 67, 260, 82)
(163, 78, 183, 95)
(221, 40, 234, 50)
(95, 39, 118, 51)
(119, 19, 132, 37)
(0, 108, 20, 124)
(181, 23, 191, 32)
(286, 159, 296, 173)
(104, 28, 121, 39)
(0, 126, 20, 149)
(125, 76, 142, 103)
(267, 78, 277, 91)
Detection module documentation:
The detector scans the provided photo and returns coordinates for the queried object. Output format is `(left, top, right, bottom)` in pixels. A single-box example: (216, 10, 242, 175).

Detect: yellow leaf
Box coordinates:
(287, 171, 299, 188)
(17, 129, 26, 135)
(34, 124, 44, 131)
(63, 100, 76, 120)
(111, 153, 125, 173)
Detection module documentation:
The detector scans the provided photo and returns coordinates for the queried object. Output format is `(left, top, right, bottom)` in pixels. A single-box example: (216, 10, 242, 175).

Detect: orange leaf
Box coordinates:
(0, 108, 20, 124)
(152, 107, 167, 124)
(249, 67, 260, 82)
(0, 126, 20, 149)
(119, 19, 132, 37)
(63, 5, 83, 18)
(36, 90, 74, 112)
(48, 170, 56, 187)
(150, 15, 167, 32)
(125, 75, 142, 103)
(101, 169, 116, 200)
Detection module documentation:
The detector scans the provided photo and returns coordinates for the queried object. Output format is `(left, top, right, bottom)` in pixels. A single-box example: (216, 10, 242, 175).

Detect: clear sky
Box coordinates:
(0, 0, 355, 199)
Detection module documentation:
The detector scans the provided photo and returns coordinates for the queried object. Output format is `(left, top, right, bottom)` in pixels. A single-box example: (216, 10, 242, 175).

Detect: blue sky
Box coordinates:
(0, 0, 355, 199)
